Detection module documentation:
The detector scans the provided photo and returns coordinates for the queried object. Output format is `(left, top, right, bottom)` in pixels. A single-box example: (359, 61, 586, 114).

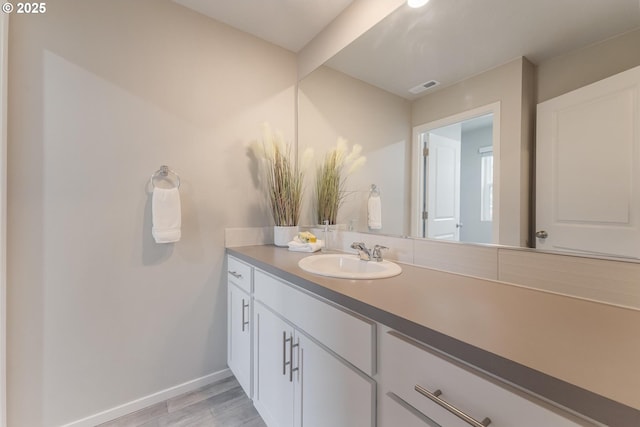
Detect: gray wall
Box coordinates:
(412, 57, 535, 247)
(460, 124, 493, 244)
(537, 28, 640, 102)
(298, 65, 411, 235)
(7, 1, 296, 425)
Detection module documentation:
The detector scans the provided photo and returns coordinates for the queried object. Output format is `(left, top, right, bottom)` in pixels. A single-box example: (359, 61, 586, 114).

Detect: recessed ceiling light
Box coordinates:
(407, 0, 430, 8)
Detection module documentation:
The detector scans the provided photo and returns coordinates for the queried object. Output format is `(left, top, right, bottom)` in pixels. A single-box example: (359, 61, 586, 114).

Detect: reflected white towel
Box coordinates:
(368, 195, 382, 230)
(152, 187, 181, 243)
(288, 239, 323, 253)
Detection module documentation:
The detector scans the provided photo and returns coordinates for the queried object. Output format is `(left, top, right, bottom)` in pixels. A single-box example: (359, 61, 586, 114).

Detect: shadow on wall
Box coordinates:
(37, 0, 296, 130)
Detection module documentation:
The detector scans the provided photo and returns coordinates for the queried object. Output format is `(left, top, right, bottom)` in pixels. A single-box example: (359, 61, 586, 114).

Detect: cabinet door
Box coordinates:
(253, 302, 295, 427)
(297, 333, 375, 427)
(227, 282, 251, 397)
(380, 392, 441, 427)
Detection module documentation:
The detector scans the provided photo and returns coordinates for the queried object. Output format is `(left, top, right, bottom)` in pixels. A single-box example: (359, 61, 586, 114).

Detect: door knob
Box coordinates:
(456, 223, 463, 228)
(535, 230, 548, 239)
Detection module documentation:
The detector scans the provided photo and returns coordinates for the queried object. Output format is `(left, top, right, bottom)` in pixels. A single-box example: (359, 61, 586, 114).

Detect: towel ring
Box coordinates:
(150, 165, 180, 189)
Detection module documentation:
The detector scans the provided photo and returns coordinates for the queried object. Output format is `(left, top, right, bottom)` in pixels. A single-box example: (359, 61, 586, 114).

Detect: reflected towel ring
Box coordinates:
(150, 165, 181, 189)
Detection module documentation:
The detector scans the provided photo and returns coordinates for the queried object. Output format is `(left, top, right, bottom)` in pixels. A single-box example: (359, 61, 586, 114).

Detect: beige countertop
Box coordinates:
(228, 245, 640, 426)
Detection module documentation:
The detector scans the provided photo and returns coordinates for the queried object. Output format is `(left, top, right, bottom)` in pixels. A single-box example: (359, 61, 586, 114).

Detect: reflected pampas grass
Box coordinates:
(315, 139, 366, 225)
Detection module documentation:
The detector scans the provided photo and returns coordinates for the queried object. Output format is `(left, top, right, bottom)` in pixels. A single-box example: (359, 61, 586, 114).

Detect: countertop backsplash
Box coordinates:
(225, 227, 640, 310)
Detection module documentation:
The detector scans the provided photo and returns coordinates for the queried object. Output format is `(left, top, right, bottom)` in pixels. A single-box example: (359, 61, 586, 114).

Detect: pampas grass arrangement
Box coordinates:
(315, 137, 366, 225)
(251, 123, 309, 226)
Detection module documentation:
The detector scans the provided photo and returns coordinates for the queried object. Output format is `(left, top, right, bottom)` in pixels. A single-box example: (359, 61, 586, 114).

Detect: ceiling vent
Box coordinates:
(409, 80, 440, 95)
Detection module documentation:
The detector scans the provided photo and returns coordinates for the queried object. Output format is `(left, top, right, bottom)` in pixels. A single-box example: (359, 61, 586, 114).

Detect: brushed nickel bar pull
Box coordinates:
(241, 299, 249, 332)
(229, 271, 242, 279)
(414, 384, 491, 427)
(283, 332, 291, 376)
(289, 336, 299, 382)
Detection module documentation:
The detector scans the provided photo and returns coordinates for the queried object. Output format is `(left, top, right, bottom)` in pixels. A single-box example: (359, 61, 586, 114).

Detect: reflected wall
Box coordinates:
(298, 65, 411, 236)
(412, 57, 535, 247)
(299, 57, 535, 245)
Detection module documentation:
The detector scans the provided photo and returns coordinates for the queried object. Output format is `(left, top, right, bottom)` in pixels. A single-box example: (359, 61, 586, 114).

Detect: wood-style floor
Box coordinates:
(98, 376, 266, 427)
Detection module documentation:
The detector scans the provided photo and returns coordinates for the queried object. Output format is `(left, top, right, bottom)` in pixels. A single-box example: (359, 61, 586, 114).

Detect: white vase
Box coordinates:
(273, 225, 299, 247)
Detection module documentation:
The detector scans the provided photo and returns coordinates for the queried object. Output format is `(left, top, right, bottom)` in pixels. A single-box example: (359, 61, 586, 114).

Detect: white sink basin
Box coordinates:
(298, 254, 402, 279)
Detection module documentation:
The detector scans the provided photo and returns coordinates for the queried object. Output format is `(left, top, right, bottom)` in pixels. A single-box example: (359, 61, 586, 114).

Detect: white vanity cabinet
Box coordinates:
(379, 330, 594, 427)
(252, 269, 376, 427)
(253, 302, 296, 427)
(226, 256, 253, 398)
(227, 250, 608, 427)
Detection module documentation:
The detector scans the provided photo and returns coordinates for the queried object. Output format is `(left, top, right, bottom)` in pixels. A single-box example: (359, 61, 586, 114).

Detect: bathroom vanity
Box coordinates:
(226, 245, 640, 427)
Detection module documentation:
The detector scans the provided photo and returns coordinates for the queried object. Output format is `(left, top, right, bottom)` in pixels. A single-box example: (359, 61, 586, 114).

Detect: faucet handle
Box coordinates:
(350, 242, 371, 261)
(350, 241, 368, 250)
(372, 245, 388, 261)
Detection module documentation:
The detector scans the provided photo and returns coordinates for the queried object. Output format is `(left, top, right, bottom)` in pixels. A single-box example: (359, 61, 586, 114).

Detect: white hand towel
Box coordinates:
(368, 195, 382, 230)
(152, 187, 181, 243)
(288, 239, 324, 253)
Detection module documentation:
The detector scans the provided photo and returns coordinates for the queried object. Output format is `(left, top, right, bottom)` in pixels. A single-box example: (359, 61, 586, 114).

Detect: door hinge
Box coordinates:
(423, 147, 429, 157)
(422, 211, 428, 220)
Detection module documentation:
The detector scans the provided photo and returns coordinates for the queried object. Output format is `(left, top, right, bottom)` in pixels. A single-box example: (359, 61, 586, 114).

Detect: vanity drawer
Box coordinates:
(254, 269, 375, 375)
(227, 256, 252, 293)
(380, 392, 441, 427)
(380, 331, 593, 427)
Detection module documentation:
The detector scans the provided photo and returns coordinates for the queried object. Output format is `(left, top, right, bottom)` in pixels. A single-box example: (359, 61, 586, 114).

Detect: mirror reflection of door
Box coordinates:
(536, 65, 640, 258)
(418, 113, 494, 244)
(424, 125, 461, 240)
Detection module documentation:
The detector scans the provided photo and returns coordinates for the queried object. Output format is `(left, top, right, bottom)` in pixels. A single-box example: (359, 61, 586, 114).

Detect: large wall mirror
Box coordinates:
(298, 0, 640, 257)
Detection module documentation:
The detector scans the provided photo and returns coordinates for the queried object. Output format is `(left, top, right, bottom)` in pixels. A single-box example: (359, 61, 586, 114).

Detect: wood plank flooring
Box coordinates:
(98, 376, 266, 427)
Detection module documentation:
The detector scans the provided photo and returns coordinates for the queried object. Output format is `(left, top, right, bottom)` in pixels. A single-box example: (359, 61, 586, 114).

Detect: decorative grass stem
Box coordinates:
(252, 123, 305, 227)
(315, 138, 366, 225)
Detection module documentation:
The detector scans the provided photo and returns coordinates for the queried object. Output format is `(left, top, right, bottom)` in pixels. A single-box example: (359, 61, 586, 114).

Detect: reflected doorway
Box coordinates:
(412, 107, 498, 244)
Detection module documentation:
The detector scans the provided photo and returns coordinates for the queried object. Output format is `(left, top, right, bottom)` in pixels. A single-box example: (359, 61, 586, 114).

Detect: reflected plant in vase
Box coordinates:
(315, 137, 366, 226)
(251, 123, 313, 246)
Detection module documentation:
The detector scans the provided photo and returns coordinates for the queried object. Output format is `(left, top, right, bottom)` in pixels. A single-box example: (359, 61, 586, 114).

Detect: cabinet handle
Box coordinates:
(289, 336, 299, 382)
(414, 384, 491, 427)
(229, 270, 242, 279)
(283, 332, 291, 376)
(241, 299, 249, 332)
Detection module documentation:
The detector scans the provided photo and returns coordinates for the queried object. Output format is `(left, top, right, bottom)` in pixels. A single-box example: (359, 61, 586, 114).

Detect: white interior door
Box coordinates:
(427, 132, 461, 240)
(536, 65, 640, 258)
(411, 103, 500, 242)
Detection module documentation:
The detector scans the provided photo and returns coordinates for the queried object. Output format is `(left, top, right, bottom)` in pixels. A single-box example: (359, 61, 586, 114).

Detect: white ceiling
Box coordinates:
(326, 0, 640, 99)
(173, 0, 354, 52)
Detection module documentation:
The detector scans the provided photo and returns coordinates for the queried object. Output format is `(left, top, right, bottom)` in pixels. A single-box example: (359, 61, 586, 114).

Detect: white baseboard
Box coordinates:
(60, 368, 233, 427)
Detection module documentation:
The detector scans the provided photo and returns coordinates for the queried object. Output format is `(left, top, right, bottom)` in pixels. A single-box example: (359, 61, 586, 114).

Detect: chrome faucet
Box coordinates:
(351, 242, 371, 261)
(350, 242, 388, 262)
